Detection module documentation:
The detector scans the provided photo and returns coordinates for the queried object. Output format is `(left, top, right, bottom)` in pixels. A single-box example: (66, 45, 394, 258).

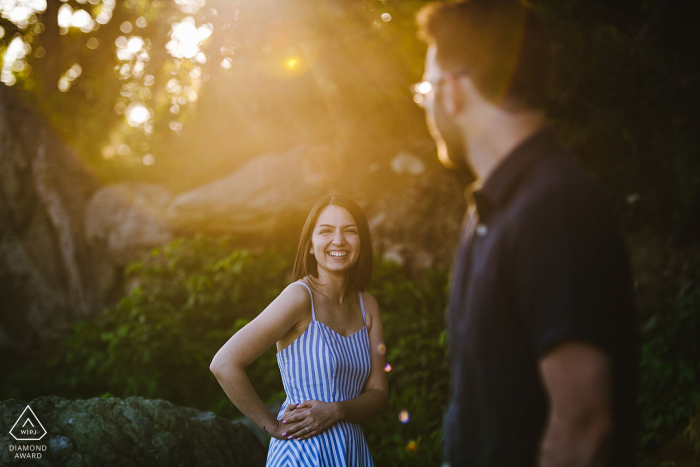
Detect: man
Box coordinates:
(414, 2, 637, 466)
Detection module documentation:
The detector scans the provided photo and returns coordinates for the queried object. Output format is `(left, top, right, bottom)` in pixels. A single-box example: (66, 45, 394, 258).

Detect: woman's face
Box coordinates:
(310, 205, 361, 275)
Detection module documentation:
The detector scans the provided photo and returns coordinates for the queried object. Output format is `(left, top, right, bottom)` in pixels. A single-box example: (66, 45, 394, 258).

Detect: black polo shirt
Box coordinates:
(443, 127, 637, 467)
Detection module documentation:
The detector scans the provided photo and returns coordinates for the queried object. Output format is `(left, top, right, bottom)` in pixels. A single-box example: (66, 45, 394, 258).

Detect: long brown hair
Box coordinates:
(292, 195, 374, 291)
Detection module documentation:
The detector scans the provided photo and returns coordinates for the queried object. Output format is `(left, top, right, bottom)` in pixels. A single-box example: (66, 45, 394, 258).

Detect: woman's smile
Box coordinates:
(327, 250, 350, 258)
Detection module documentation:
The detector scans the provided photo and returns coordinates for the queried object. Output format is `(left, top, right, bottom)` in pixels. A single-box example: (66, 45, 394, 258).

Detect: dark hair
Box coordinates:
(416, 0, 549, 111)
(293, 195, 374, 291)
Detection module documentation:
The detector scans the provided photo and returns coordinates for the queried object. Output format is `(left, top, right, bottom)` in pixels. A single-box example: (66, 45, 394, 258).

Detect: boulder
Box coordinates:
(0, 86, 119, 348)
(367, 166, 467, 271)
(390, 151, 425, 176)
(0, 396, 266, 466)
(165, 147, 331, 234)
(84, 183, 174, 266)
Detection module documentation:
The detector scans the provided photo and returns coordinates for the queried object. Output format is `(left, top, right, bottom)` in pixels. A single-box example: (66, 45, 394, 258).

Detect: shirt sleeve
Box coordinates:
(511, 184, 633, 358)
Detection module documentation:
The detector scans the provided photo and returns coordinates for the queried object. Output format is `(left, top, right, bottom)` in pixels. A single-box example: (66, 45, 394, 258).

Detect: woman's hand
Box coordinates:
(269, 403, 300, 440)
(279, 400, 342, 440)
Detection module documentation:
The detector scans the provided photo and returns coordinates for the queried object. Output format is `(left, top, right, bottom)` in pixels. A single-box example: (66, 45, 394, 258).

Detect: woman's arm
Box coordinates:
(283, 292, 389, 440)
(335, 292, 389, 421)
(209, 284, 309, 439)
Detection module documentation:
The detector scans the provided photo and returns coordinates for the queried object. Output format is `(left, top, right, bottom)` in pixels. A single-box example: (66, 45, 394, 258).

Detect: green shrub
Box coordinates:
(639, 278, 700, 459)
(364, 263, 450, 466)
(4, 234, 699, 466)
(1, 234, 452, 467)
(2, 235, 292, 418)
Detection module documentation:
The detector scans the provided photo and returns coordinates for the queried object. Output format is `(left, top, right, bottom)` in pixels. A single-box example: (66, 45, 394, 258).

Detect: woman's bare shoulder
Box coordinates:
(360, 291, 381, 328)
(277, 281, 312, 312)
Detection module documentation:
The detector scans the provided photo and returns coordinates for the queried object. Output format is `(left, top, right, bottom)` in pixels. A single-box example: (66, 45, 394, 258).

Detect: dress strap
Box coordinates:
(294, 281, 316, 321)
(358, 291, 367, 325)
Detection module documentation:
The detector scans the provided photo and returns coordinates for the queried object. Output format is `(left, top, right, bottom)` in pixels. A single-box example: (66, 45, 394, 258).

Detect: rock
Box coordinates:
(382, 243, 408, 266)
(235, 399, 283, 447)
(0, 396, 266, 466)
(48, 435, 73, 462)
(367, 212, 387, 233)
(0, 85, 120, 348)
(84, 183, 174, 265)
(165, 147, 330, 234)
(380, 242, 434, 273)
(390, 151, 425, 175)
(367, 168, 466, 272)
(0, 82, 338, 351)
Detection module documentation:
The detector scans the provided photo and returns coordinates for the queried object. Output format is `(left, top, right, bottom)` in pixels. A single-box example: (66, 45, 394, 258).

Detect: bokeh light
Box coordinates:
(399, 410, 410, 424)
(384, 363, 392, 373)
(71, 9, 94, 31)
(405, 440, 418, 452)
(416, 81, 432, 95)
(166, 16, 213, 59)
(1, 36, 30, 86)
(95, 0, 115, 25)
(57, 4, 96, 33)
(377, 343, 386, 355)
(220, 58, 232, 69)
(0, 0, 46, 28)
(57, 63, 82, 92)
(175, 0, 205, 15)
(87, 37, 100, 50)
(125, 103, 151, 127)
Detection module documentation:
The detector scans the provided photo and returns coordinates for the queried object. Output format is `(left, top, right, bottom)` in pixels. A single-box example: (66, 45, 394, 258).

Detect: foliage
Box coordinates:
(639, 278, 700, 459)
(1, 235, 452, 466)
(3, 237, 700, 465)
(537, 0, 700, 230)
(2, 235, 292, 418)
(364, 262, 450, 466)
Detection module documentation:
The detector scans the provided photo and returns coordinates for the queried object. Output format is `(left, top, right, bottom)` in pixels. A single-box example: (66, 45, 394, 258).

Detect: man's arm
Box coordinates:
(538, 341, 612, 467)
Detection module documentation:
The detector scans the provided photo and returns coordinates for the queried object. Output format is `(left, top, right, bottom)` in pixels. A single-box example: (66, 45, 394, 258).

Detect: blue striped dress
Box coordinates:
(265, 281, 375, 467)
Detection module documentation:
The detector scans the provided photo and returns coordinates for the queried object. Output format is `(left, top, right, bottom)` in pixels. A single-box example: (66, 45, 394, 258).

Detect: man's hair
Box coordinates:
(417, 0, 549, 111)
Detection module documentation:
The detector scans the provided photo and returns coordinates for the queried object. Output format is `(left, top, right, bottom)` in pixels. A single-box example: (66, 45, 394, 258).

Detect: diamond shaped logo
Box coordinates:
(9, 405, 47, 441)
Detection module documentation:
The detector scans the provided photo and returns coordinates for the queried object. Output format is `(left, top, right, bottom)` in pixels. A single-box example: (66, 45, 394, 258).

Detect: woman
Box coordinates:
(210, 194, 388, 466)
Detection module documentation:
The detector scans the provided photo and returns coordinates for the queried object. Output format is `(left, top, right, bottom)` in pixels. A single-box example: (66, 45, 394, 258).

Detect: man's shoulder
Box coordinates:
(514, 149, 612, 217)
(505, 148, 621, 244)
(529, 147, 604, 196)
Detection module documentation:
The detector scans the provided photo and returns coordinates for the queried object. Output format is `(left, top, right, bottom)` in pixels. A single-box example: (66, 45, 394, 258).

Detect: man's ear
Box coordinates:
(442, 73, 467, 116)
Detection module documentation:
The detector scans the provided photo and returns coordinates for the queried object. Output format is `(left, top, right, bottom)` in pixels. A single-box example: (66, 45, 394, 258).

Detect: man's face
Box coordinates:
(421, 45, 468, 171)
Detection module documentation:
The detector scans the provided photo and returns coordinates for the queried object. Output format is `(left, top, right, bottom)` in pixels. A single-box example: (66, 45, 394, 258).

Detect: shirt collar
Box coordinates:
(471, 125, 560, 220)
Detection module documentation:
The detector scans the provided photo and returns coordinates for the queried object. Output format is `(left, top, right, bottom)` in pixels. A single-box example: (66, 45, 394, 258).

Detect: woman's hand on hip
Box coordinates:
(280, 400, 342, 440)
(269, 403, 300, 440)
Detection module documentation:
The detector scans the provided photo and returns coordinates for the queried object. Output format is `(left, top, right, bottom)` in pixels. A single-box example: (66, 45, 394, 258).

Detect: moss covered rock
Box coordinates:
(0, 396, 265, 466)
